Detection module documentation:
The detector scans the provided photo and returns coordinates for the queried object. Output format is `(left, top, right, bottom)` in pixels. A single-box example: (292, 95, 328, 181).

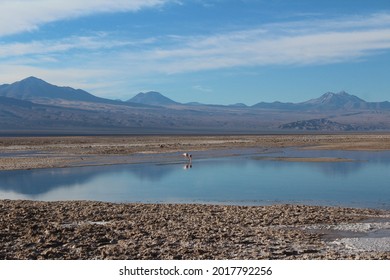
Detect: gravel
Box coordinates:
(1, 200, 389, 260)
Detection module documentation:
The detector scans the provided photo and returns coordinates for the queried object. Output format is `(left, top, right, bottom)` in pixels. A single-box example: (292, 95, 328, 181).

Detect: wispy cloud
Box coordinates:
(2, 11, 390, 98)
(0, 0, 171, 37)
(132, 13, 390, 73)
(4, 16, 390, 68)
(0, 35, 147, 58)
(193, 85, 213, 93)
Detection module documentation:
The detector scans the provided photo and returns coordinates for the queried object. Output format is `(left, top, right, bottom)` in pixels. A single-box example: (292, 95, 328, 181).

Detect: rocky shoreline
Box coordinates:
(1, 135, 389, 260)
(1, 200, 389, 260)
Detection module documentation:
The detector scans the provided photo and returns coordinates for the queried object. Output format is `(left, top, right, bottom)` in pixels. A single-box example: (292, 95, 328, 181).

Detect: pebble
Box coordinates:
(1, 200, 389, 260)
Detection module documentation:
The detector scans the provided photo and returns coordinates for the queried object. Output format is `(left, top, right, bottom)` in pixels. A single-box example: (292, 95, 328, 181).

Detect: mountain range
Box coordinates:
(1, 77, 390, 134)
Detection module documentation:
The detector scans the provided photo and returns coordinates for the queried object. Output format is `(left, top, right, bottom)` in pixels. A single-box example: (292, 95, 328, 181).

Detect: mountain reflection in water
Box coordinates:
(0, 149, 389, 209)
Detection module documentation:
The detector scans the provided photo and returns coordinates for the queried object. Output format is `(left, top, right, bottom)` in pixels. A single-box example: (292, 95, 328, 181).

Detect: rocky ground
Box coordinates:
(1, 134, 390, 170)
(1, 200, 389, 260)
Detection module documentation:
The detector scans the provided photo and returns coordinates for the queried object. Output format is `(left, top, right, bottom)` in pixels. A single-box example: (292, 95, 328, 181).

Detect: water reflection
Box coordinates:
(0, 149, 390, 209)
(0, 163, 177, 196)
(183, 164, 192, 170)
(0, 167, 97, 195)
(252, 159, 367, 177)
(255, 148, 390, 177)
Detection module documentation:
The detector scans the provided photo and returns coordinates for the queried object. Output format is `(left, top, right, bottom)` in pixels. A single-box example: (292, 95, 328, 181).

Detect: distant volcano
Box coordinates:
(0, 76, 102, 102)
(253, 91, 390, 111)
(127, 91, 180, 106)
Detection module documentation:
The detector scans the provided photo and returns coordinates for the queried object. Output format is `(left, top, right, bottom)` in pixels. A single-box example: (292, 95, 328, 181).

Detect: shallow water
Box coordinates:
(0, 149, 390, 209)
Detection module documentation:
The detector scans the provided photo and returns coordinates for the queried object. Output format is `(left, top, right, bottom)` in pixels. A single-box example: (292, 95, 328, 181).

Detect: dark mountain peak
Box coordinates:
(303, 91, 366, 109)
(15, 76, 58, 90)
(128, 91, 179, 106)
(322, 91, 335, 97)
(138, 91, 164, 98)
(14, 76, 56, 92)
(20, 76, 46, 84)
(251, 91, 380, 111)
(0, 76, 105, 103)
(321, 91, 364, 102)
(338, 91, 349, 96)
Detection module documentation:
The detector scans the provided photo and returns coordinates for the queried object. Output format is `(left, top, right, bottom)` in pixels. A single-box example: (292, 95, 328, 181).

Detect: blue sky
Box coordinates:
(0, 0, 390, 105)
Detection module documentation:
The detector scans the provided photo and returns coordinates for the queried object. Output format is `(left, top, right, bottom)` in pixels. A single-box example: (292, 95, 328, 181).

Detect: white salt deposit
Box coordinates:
(304, 221, 390, 253)
(329, 222, 390, 252)
(331, 222, 390, 233)
(332, 237, 390, 252)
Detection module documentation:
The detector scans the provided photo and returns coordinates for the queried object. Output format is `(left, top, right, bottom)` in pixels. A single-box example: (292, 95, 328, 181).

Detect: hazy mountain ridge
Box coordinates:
(128, 91, 180, 106)
(301, 91, 390, 110)
(2, 77, 389, 110)
(0, 77, 145, 107)
(0, 77, 100, 102)
(253, 91, 390, 111)
(1, 77, 390, 134)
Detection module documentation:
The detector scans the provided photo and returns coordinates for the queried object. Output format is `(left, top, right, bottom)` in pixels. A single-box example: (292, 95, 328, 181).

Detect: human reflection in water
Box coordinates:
(182, 152, 193, 170)
(183, 163, 192, 170)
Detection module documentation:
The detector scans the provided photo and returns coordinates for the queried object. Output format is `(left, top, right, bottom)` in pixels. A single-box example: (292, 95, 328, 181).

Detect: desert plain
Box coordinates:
(0, 134, 390, 259)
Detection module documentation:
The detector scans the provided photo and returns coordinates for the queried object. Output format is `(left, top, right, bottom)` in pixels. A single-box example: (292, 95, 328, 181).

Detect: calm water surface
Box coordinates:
(0, 149, 389, 209)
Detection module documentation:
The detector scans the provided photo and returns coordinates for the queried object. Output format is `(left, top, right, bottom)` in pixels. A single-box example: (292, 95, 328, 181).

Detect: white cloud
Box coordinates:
(3, 11, 390, 71)
(0, 0, 171, 37)
(0, 35, 138, 58)
(129, 13, 390, 73)
(2, 11, 390, 99)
